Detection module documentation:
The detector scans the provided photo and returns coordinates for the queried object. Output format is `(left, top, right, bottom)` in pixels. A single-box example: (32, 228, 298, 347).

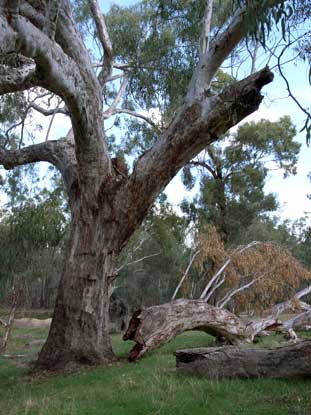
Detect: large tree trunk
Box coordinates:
(0, 0, 277, 372)
(176, 340, 311, 379)
(37, 205, 119, 370)
(123, 299, 279, 361)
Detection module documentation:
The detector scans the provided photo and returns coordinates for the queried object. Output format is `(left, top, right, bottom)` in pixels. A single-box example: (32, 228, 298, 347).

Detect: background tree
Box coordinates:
(181, 116, 300, 245)
(0, 0, 307, 371)
(116, 199, 188, 309)
(0, 170, 69, 309)
(189, 225, 311, 313)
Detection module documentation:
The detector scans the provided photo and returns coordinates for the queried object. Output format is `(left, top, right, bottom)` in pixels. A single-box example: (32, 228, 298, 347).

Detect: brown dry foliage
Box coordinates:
(193, 225, 311, 313)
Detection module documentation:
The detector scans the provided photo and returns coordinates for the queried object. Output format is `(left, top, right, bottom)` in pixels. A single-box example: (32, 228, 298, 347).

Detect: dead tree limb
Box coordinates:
(123, 299, 279, 361)
(171, 250, 200, 300)
(176, 340, 311, 379)
(264, 284, 311, 318)
(283, 310, 311, 332)
(200, 241, 262, 301)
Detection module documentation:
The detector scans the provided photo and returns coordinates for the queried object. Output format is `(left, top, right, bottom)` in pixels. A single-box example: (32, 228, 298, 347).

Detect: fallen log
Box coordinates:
(176, 340, 311, 379)
(264, 285, 311, 318)
(283, 310, 311, 332)
(123, 299, 280, 361)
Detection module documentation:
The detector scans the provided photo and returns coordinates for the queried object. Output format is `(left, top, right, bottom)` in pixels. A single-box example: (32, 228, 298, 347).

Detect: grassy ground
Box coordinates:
(1, 324, 311, 415)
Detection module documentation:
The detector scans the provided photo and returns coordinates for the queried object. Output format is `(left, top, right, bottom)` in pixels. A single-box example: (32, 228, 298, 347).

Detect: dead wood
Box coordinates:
(123, 299, 279, 361)
(176, 340, 311, 379)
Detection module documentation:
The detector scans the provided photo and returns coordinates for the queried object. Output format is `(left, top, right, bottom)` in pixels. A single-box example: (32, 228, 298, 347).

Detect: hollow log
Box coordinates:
(176, 340, 311, 379)
(123, 299, 280, 361)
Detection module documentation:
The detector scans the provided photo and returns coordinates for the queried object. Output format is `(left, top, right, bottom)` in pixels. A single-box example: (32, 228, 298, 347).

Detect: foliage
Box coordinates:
(0, 173, 69, 308)
(181, 116, 300, 245)
(116, 200, 189, 308)
(189, 225, 311, 312)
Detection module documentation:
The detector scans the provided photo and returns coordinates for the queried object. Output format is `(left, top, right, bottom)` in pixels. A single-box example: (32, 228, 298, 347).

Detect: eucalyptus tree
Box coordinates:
(182, 116, 300, 245)
(0, 0, 302, 370)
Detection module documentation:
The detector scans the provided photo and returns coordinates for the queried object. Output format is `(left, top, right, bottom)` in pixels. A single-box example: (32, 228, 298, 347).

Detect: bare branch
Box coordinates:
(107, 108, 162, 132)
(277, 42, 311, 142)
(0, 138, 72, 173)
(88, 0, 113, 84)
(188, 160, 217, 179)
(0, 284, 17, 354)
(267, 284, 311, 318)
(106, 73, 124, 82)
(45, 98, 62, 141)
(200, 241, 262, 301)
(103, 75, 128, 118)
(117, 252, 161, 273)
(201, 0, 214, 55)
(29, 102, 68, 116)
(217, 272, 267, 309)
(171, 250, 200, 300)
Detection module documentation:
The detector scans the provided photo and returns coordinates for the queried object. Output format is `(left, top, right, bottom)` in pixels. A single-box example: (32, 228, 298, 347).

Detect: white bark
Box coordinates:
(0, 0, 284, 369)
(171, 250, 200, 300)
(266, 284, 311, 318)
(201, 0, 214, 54)
(123, 299, 280, 361)
(283, 310, 311, 331)
(200, 241, 261, 301)
(88, 0, 113, 84)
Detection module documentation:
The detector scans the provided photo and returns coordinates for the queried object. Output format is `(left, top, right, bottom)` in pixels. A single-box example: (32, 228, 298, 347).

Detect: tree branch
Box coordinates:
(200, 241, 263, 301)
(117, 252, 161, 273)
(103, 75, 128, 118)
(217, 272, 267, 309)
(117, 68, 273, 245)
(88, 0, 113, 85)
(186, 0, 283, 102)
(0, 58, 36, 95)
(171, 250, 200, 300)
(188, 160, 217, 179)
(0, 138, 78, 198)
(44, 0, 61, 40)
(29, 102, 68, 116)
(201, 0, 214, 55)
(107, 108, 161, 131)
(266, 284, 311, 318)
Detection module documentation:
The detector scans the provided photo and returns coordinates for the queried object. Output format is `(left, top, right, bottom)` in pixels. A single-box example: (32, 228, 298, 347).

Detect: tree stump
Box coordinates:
(175, 340, 311, 379)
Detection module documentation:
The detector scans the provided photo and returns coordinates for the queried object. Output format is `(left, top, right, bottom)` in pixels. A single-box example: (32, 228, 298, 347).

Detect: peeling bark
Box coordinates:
(0, 0, 281, 370)
(176, 340, 311, 379)
(123, 300, 279, 361)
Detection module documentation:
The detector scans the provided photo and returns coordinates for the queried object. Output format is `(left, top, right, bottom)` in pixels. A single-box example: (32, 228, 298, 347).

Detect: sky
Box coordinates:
(99, 0, 311, 223)
(1, 0, 310, 225)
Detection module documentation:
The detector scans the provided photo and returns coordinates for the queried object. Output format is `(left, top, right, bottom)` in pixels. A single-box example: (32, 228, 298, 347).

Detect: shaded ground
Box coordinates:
(0, 315, 311, 414)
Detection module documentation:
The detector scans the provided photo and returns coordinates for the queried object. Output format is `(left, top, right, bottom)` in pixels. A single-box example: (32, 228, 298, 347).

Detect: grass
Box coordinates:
(1, 324, 311, 414)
